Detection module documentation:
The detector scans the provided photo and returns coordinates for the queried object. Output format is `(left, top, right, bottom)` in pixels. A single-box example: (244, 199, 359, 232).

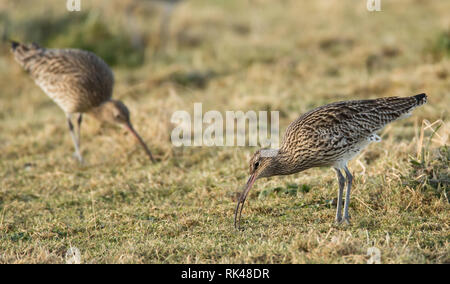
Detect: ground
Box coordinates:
(0, 0, 449, 263)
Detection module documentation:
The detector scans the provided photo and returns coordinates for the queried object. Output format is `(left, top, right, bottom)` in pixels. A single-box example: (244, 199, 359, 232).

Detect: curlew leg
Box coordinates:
(67, 114, 83, 163)
(334, 168, 345, 224)
(343, 165, 353, 224)
(76, 113, 83, 151)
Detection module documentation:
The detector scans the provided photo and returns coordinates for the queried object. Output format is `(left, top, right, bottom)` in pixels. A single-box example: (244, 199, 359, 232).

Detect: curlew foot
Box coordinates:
(72, 152, 84, 164)
(334, 217, 351, 226)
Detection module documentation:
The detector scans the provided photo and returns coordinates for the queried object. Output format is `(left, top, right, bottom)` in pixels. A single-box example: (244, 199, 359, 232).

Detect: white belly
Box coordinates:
(333, 134, 381, 169)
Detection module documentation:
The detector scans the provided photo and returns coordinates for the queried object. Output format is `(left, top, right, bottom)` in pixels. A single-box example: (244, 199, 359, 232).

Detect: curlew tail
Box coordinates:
(11, 40, 20, 51)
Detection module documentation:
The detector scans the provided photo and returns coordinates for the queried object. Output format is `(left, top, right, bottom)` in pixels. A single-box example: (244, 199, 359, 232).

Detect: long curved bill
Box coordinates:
(125, 122, 156, 163)
(234, 173, 257, 230)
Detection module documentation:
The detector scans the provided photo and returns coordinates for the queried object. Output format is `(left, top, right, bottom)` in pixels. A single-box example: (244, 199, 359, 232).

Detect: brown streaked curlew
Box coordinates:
(234, 94, 428, 229)
(10, 41, 155, 163)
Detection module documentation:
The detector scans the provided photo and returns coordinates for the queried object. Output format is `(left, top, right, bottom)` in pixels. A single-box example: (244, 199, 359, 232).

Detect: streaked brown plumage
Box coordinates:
(235, 94, 428, 229)
(11, 41, 155, 163)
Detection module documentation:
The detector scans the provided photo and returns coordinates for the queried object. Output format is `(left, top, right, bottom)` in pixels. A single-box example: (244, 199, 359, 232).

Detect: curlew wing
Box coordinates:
(12, 43, 114, 113)
(280, 95, 427, 166)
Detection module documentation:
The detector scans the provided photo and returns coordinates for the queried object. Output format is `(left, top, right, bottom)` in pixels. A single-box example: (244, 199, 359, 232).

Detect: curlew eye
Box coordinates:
(254, 161, 260, 169)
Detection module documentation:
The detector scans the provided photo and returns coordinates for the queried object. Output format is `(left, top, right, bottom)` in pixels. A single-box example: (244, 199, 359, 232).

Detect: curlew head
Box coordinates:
(234, 149, 280, 229)
(92, 100, 156, 163)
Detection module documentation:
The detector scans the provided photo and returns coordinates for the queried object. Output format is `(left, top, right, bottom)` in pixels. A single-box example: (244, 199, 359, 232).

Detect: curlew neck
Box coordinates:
(259, 149, 308, 178)
(89, 100, 113, 122)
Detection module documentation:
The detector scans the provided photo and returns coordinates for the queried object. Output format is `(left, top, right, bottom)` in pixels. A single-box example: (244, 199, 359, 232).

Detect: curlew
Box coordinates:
(234, 94, 427, 229)
(11, 41, 155, 163)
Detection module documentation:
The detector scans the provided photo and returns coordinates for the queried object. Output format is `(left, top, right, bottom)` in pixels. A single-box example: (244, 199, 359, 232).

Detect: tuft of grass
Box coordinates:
(425, 29, 450, 61)
(407, 120, 449, 202)
(48, 12, 145, 67)
(6, 11, 145, 67)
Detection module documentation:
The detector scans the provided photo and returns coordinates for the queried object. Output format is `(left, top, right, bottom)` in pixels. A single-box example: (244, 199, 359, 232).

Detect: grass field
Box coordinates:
(0, 0, 449, 263)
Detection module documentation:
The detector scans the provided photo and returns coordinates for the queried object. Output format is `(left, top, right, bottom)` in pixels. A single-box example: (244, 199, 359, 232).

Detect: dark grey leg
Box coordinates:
(334, 168, 346, 224)
(343, 165, 353, 224)
(76, 113, 83, 150)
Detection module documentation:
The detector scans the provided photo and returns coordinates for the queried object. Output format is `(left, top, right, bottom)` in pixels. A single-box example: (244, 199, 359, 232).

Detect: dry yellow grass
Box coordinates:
(0, 0, 449, 263)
